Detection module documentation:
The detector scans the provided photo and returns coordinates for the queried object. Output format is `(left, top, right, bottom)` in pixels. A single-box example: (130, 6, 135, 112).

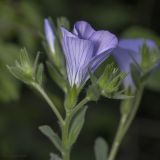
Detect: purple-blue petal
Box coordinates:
(112, 38, 158, 89)
(112, 47, 140, 89)
(118, 38, 157, 54)
(73, 21, 95, 39)
(89, 30, 118, 56)
(61, 20, 118, 87)
(62, 36, 94, 86)
(89, 49, 112, 72)
(61, 27, 76, 38)
(44, 19, 55, 53)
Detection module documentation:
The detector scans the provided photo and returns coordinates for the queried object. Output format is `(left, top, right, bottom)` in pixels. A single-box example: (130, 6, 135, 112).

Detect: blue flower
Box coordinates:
(61, 21, 118, 87)
(44, 19, 55, 54)
(112, 38, 158, 89)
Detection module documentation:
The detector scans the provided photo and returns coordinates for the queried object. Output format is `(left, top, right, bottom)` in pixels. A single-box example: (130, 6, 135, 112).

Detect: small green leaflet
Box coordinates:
(39, 125, 62, 152)
(94, 137, 108, 160)
(68, 106, 88, 147)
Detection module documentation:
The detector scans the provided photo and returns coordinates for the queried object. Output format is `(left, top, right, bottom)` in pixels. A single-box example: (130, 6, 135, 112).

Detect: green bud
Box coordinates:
(43, 17, 65, 76)
(57, 16, 70, 38)
(8, 49, 44, 86)
(133, 44, 160, 86)
(99, 64, 126, 98)
(87, 84, 101, 101)
(98, 63, 116, 88)
(140, 44, 159, 72)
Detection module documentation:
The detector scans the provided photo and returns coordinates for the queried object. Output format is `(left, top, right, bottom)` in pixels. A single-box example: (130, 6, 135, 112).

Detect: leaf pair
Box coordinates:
(39, 106, 88, 156)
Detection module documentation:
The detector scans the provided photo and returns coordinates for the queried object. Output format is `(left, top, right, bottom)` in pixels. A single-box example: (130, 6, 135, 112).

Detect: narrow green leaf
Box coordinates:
(33, 52, 40, 74)
(98, 63, 116, 87)
(88, 68, 98, 85)
(36, 63, 44, 85)
(39, 125, 62, 152)
(94, 137, 108, 160)
(69, 106, 88, 147)
(46, 61, 66, 92)
(7, 66, 32, 84)
(130, 63, 141, 88)
(57, 17, 70, 30)
(64, 86, 78, 109)
(20, 48, 31, 66)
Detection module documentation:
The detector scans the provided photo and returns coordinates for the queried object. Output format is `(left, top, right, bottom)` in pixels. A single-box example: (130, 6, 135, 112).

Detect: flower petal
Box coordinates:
(118, 39, 157, 54)
(89, 30, 118, 56)
(113, 38, 158, 89)
(112, 47, 139, 88)
(73, 21, 95, 39)
(62, 36, 94, 86)
(88, 50, 112, 72)
(61, 27, 77, 38)
(44, 19, 55, 53)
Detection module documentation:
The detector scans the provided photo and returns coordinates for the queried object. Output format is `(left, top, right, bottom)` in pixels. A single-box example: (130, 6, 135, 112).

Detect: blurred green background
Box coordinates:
(1, 0, 160, 160)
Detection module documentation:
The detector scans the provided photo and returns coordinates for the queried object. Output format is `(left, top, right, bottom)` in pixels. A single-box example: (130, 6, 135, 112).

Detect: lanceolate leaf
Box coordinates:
(36, 63, 44, 85)
(68, 106, 88, 147)
(94, 137, 108, 160)
(39, 125, 62, 152)
(130, 63, 141, 88)
(46, 61, 66, 92)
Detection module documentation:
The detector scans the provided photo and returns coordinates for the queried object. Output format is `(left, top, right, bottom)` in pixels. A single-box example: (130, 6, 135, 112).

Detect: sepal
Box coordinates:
(130, 63, 142, 89)
(57, 17, 70, 39)
(98, 63, 127, 99)
(87, 84, 101, 101)
(64, 86, 79, 110)
(87, 70, 101, 101)
(140, 43, 160, 72)
(130, 44, 160, 88)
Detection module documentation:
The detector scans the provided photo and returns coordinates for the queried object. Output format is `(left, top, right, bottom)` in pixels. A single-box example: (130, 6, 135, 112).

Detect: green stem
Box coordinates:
(108, 87, 144, 160)
(32, 83, 89, 160)
(61, 97, 89, 160)
(123, 87, 143, 135)
(108, 114, 127, 160)
(62, 112, 71, 160)
(32, 83, 64, 125)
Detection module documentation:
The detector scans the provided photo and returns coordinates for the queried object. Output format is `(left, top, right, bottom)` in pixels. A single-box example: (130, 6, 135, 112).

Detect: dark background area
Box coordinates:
(0, 0, 160, 160)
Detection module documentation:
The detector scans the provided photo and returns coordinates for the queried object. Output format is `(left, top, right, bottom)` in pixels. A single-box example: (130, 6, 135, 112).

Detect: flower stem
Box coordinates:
(61, 97, 89, 160)
(108, 87, 144, 160)
(32, 83, 64, 125)
(123, 87, 144, 135)
(62, 111, 72, 160)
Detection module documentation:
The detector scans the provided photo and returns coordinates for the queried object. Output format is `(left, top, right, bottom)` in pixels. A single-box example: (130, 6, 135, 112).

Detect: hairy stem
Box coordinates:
(62, 113, 71, 160)
(32, 83, 64, 125)
(61, 97, 89, 160)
